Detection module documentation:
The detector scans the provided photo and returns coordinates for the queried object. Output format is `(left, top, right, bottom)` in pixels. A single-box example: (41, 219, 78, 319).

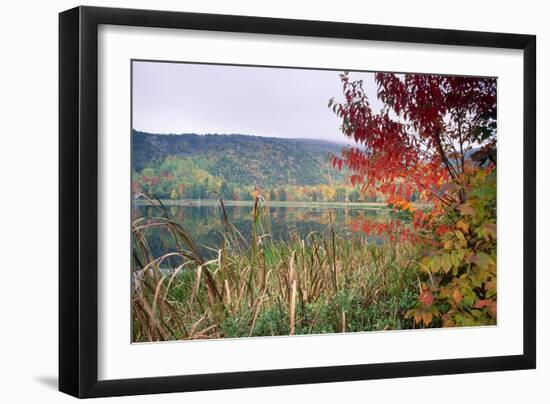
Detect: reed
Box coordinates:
(132, 194, 419, 342)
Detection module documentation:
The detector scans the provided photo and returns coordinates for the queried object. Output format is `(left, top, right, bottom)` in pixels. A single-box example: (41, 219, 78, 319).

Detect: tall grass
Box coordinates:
(132, 194, 419, 342)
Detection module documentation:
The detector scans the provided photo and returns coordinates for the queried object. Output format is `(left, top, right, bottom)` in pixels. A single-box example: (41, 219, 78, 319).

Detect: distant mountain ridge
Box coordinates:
(132, 130, 345, 189)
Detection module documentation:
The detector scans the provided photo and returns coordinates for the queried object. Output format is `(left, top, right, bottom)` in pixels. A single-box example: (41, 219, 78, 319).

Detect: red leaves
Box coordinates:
(150, 176, 160, 186)
(350, 174, 363, 187)
(330, 72, 496, 215)
(351, 217, 423, 245)
(331, 155, 343, 171)
(473, 299, 497, 316)
(435, 224, 451, 236)
(329, 69, 498, 301)
(412, 210, 425, 231)
(419, 289, 434, 308)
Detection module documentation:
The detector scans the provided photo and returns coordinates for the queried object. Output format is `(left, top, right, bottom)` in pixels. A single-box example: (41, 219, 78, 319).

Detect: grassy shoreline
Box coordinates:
(132, 196, 421, 342)
(134, 198, 393, 209)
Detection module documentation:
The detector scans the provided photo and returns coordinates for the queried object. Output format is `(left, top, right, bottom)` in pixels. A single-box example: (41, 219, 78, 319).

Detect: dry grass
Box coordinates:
(132, 194, 418, 342)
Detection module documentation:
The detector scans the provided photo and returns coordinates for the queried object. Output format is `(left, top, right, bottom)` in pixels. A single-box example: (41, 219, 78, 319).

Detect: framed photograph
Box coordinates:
(59, 6, 536, 398)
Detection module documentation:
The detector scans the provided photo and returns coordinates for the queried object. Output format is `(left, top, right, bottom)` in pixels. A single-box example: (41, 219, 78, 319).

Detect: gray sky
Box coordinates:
(132, 61, 380, 144)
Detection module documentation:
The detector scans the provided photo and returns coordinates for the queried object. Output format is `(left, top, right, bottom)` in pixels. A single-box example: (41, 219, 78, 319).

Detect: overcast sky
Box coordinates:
(132, 60, 380, 144)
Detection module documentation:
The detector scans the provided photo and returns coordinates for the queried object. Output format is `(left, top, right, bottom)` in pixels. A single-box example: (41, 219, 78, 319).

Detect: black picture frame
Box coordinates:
(59, 5, 536, 398)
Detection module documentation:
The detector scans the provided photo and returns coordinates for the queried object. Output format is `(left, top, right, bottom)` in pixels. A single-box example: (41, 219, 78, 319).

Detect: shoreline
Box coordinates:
(133, 199, 431, 210)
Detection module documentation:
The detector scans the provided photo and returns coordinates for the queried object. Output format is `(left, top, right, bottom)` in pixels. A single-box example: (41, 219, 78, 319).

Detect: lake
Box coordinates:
(133, 201, 403, 259)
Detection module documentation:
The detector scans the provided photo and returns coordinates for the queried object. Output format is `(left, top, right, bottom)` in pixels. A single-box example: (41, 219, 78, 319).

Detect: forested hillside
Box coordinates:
(132, 131, 363, 201)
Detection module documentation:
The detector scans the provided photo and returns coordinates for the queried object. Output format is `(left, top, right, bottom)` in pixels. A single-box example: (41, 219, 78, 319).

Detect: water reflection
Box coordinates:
(133, 203, 396, 259)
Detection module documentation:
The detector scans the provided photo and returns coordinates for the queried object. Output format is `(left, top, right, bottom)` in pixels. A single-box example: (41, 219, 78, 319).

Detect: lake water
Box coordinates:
(133, 202, 397, 259)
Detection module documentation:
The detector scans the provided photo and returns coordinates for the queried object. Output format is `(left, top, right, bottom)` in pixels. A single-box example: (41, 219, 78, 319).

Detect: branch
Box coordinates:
(434, 128, 458, 180)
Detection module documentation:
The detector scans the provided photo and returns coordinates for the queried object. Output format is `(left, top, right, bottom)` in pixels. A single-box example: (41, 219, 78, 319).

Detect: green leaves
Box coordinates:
(411, 167, 497, 328)
(420, 250, 463, 275)
(476, 223, 497, 241)
(441, 254, 452, 274)
(468, 251, 496, 272)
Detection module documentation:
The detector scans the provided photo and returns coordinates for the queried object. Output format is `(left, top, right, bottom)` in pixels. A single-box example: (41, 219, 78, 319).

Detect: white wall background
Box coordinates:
(0, 0, 546, 402)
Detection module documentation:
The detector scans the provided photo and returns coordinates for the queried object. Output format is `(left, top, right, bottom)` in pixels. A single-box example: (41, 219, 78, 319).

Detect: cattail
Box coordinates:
(289, 280, 297, 335)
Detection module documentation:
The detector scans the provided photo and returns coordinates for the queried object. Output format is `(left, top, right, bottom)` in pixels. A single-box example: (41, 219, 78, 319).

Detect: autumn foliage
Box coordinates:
(330, 72, 497, 327)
